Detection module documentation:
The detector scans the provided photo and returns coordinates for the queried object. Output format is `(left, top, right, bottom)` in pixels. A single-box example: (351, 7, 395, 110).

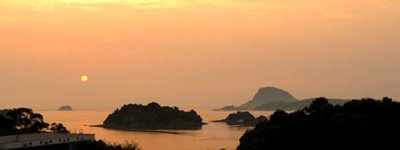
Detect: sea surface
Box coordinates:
(38, 109, 273, 150)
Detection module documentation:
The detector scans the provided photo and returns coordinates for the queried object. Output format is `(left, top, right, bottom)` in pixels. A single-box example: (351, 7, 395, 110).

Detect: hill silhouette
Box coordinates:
(240, 87, 297, 109)
(237, 97, 400, 149)
(255, 98, 347, 110)
(218, 87, 348, 111)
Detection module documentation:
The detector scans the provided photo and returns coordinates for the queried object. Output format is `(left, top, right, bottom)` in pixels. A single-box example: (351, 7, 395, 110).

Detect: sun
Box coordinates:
(81, 75, 88, 82)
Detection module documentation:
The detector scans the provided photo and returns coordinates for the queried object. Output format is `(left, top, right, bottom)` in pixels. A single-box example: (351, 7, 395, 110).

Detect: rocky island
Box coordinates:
(240, 87, 298, 109)
(102, 102, 203, 130)
(213, 111, 267, 126)
(58, 105, 73, 111)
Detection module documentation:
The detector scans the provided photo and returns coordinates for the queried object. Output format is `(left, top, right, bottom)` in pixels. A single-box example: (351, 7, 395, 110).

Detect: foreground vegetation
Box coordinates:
(237, 97, 400, 149)
(17, 140, 140, 150)
(77, 140, 141, 150)
(0, 108, 141, 150)
(0, 108, 68, 135)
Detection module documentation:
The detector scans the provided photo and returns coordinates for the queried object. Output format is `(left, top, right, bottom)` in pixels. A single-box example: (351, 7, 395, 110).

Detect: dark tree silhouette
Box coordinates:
(0, 115, 13, 135)
(0, 115, 12, 129)
(0, 108, 68, 135)
(50, 123, 69, 133)
(237, 97, 400, 150)
(7, 108, 49, 133)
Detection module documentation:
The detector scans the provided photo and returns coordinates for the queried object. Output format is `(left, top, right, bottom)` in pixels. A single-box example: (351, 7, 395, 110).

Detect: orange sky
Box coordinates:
(1, 0, 399, 110)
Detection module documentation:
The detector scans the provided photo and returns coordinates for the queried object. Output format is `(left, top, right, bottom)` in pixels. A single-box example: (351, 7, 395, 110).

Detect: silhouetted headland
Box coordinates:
(212, 111, 267, 126)
(101, 102, 204, 130)
(237, 97, 400, 149)
(218, 86, 348, 111)
(240, 87, 298, 109)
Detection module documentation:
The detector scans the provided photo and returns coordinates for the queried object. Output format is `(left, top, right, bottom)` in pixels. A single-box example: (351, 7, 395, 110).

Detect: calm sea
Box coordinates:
(38, 109, 273, 150)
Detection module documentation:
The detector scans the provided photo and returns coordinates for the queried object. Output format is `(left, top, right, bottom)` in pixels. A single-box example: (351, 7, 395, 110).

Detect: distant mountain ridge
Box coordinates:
(219, 86, 348, 111)
(255, 98, 348, 111)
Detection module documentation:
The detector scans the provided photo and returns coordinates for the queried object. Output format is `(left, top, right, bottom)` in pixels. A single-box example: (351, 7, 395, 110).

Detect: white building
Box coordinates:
(0, 133, 95, 149)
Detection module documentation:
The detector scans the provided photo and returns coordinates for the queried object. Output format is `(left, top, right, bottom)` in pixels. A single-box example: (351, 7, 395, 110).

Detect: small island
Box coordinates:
(213, 111, 267, 126)
(58, 105, 73, 111)
(102, 102, 203, 130)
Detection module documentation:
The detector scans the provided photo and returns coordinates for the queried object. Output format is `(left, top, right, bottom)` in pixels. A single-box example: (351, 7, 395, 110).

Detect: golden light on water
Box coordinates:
(81, 75, 88, 83)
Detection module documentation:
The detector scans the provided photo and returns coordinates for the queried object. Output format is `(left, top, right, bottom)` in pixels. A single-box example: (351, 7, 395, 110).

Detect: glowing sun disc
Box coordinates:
(81, 75, 88, 82)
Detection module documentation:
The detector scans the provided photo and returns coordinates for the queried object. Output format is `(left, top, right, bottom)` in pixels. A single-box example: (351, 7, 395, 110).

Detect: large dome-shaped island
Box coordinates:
(102, 102, 203, 130)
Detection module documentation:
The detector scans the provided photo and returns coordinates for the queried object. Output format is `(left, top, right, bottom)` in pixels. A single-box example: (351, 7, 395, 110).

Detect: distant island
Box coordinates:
(218, 86, 348, 111)
(241, 87, 298, 109)
(212, 111, 267, 126)
(58, 105, 73, 111)
(237, 97, 400, 149)
(102, 102, 203, 130)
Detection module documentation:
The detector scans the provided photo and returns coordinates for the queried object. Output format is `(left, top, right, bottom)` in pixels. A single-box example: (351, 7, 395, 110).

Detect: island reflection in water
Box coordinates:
(38, 109, 273, 150)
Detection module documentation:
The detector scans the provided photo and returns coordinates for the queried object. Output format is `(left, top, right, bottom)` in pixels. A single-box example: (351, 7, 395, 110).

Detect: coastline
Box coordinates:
(89, 124, 209, 134)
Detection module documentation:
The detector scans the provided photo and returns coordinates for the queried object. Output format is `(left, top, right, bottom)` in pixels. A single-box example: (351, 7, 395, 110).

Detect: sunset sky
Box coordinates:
(1, 0, 399, 110)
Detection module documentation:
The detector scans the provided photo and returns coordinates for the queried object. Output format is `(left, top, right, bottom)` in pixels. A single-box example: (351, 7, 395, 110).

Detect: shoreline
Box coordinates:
(88, 124, 208, 134)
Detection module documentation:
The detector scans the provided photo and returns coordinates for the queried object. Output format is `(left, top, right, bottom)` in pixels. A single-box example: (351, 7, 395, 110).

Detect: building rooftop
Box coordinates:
(0, 133, 95, 149)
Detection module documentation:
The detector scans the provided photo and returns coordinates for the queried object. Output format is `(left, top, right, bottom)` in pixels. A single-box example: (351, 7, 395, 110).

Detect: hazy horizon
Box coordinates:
(1, 0, 400, 110)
